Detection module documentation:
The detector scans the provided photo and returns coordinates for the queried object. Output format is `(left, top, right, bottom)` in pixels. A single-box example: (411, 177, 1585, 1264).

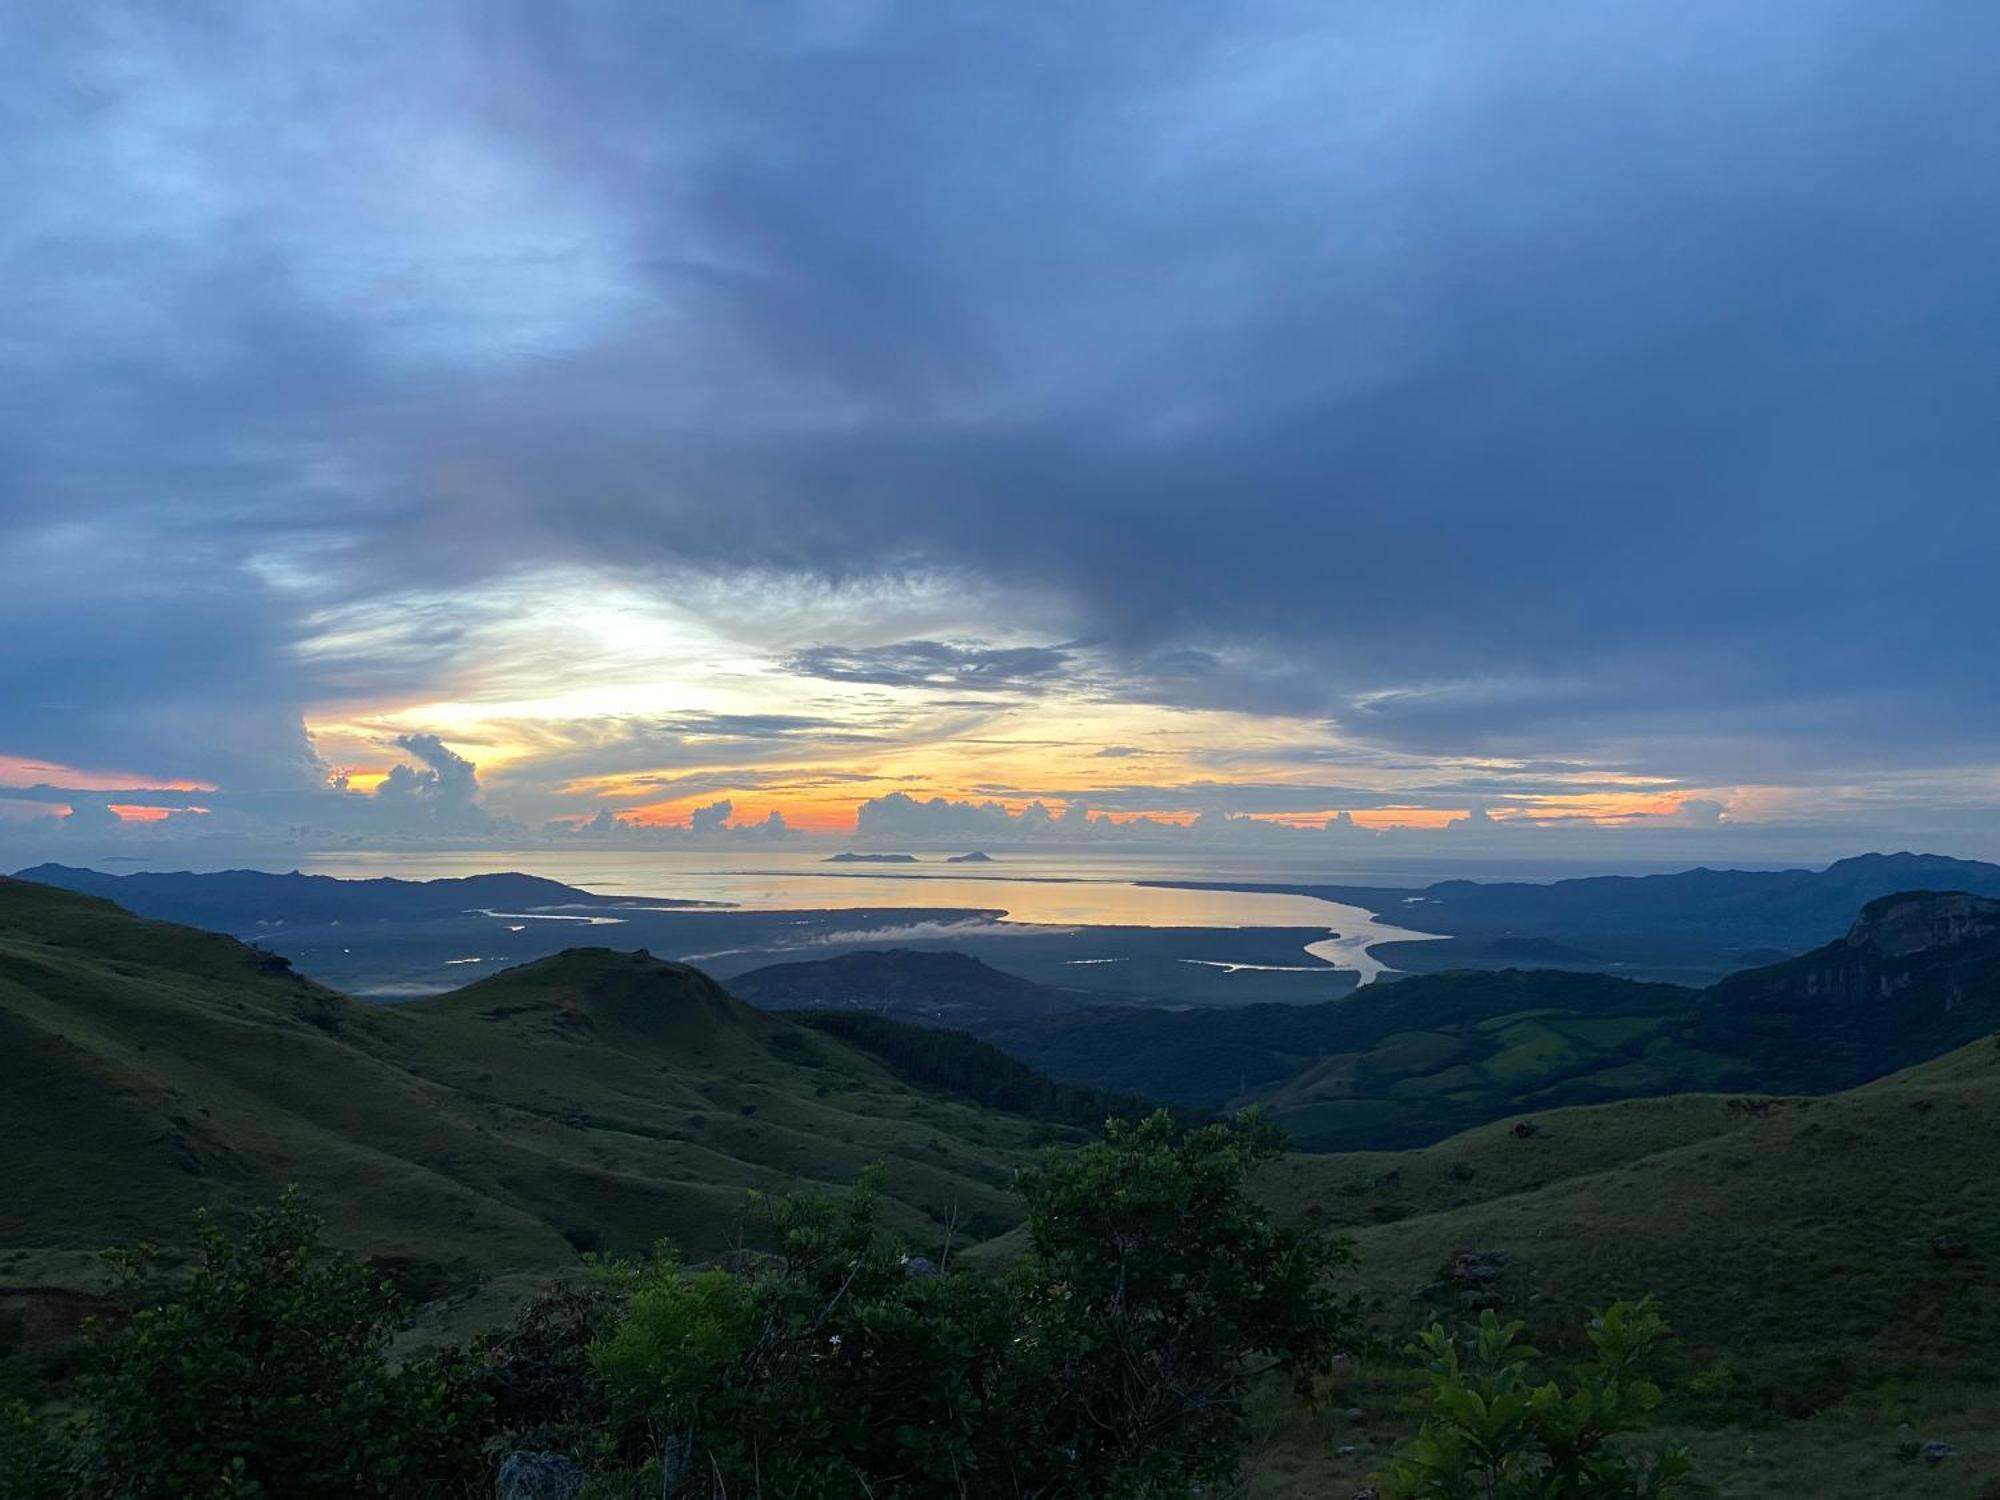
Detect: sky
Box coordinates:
(4, 2, 2000, 866)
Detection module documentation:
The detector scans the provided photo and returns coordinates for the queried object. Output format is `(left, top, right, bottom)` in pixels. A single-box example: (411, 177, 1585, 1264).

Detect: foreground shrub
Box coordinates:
(0, 1400, 70, 1500)
(71, 1190, 486, 1498)
(1381, 1300, 1696, 1498)
(594, 1111, 1354, 1498)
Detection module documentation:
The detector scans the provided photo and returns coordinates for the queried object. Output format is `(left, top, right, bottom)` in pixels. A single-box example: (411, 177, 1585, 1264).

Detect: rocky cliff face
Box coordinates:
(1693, 889, 2000, 1092)
(1843, 890, 2000, 959)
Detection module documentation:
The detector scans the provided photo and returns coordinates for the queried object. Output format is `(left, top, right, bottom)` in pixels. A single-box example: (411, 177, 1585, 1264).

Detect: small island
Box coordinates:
(823, 851, 921, 863)
(946, 850, 995, 863)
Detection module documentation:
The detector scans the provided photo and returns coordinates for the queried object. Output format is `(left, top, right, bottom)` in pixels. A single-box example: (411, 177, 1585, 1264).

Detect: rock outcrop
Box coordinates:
(496, 1451, 586, 1500)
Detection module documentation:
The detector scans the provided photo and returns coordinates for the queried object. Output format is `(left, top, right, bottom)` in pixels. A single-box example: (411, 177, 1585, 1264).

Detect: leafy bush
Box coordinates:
(0, 1399, 70, 1500)
(1381, 1301, 1696, 1498)
(593, 1111, 1354, 1498)
(460, 1281, 618, 1458)
(596, 1174, 1023, 1496)
(69, 1190, 488, 1498)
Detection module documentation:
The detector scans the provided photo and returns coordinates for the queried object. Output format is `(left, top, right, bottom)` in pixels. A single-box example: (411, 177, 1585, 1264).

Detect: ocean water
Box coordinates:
(286, 848, 1450, 982)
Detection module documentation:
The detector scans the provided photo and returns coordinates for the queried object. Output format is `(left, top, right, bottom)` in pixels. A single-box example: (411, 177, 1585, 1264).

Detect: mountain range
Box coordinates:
(1153, 850, 2000, 981)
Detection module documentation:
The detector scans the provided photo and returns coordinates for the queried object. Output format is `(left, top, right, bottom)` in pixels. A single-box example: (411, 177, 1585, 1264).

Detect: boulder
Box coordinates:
(1452, 1250, 1510, 1285)
(497, 1451, 586, 1500)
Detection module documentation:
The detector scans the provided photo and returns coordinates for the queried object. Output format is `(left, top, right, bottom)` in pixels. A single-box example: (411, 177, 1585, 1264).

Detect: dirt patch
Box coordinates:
(0, 1287, 120, 1348)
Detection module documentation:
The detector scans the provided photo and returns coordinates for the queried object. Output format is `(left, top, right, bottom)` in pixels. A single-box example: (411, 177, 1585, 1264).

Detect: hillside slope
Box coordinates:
(1269, 1035, 2000, 1373)
(0, 880, 1086, 1283)
(1237, 1037, 2000, 1500)
(1007, 969, 1697, 1148)
(732, 947, 1098, 1032)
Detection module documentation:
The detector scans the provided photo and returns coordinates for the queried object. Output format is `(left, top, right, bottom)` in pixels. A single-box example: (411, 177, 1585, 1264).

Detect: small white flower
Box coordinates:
(828, 1334, 843, 1348)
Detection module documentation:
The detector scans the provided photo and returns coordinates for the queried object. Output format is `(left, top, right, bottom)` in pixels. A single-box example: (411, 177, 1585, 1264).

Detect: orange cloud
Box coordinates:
(1490, 791, 1699, 824)
(107, 804, 171, 823)
(0, 756, 215, 793)
(1349, 806, 1467, 830)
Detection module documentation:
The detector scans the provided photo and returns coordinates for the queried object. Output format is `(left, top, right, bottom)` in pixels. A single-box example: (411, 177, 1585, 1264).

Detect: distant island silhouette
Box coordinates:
(947, 851, 995, 863)
(824, 851, 920, 863)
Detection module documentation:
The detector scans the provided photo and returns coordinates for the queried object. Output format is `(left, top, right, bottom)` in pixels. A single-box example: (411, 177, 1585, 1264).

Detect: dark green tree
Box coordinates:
(1008, 1111, 1354, 1496)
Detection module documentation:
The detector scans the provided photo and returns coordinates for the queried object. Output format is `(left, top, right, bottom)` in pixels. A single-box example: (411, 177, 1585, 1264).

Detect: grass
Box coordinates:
(1238, 1032, 2000, 1497)
(1239, 1367, 2000, 1499)
(0, 879, 1084, 1286)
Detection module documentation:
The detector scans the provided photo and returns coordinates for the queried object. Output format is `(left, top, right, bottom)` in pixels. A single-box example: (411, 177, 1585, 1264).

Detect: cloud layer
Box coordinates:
(5, 3, 2000, 860)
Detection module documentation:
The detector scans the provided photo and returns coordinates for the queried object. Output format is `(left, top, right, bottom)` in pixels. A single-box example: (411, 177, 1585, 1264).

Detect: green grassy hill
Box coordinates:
(1269, 1037, 2000, 1369)
(0, 879, 1091, 1290)
(1245, 1035, 2000, 1497)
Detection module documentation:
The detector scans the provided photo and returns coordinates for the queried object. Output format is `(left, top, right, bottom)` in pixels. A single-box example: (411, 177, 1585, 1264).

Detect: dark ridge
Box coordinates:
(786, 1009, 1173, 1131)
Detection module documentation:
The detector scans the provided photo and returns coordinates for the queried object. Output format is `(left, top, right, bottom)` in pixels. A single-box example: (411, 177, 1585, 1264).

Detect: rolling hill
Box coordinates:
(1006, 968, 1703, 1147)
(1265, 1029, 2000, 1368)
(1241, 1034, 2000, 1498)
(0, 878, 1102, 1289)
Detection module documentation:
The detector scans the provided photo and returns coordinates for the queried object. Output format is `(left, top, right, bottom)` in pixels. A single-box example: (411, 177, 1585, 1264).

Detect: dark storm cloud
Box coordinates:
(5, 0, 2000, 824)
(784, 642, 1074, 692)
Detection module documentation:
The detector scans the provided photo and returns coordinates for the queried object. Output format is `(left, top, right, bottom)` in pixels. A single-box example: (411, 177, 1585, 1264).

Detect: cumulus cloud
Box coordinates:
(549, 799, 798, 846)
(369, 734, 489, 829)
(688, 798, 734, 833)
(845, 788, 1793, 860)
